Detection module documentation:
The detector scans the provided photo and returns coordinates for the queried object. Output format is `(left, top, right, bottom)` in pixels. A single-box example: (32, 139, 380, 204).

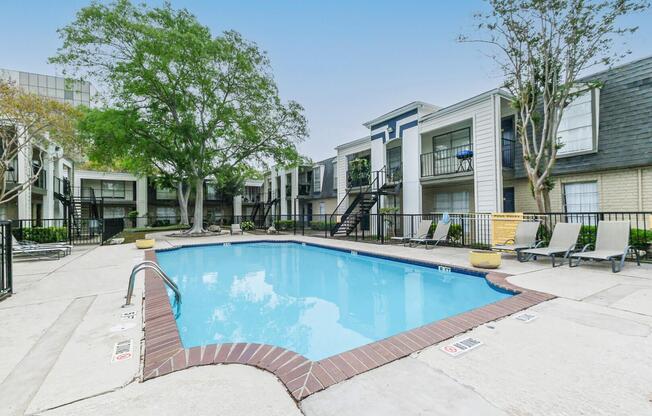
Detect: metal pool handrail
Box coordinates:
(124, 261, 181, 310)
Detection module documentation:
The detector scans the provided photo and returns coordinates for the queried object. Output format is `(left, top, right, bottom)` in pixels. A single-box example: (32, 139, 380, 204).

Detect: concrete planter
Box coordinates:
(135, 239, 155, 249)
(469, 250, 501, 269)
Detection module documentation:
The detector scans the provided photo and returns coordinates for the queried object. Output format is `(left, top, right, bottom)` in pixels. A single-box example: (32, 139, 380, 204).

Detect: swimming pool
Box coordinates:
(156, 241, 513, 361)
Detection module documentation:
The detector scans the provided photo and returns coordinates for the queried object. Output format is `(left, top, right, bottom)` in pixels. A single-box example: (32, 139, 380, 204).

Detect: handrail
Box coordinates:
(124, 261, 181, 312)
(329, 166, 385, 235)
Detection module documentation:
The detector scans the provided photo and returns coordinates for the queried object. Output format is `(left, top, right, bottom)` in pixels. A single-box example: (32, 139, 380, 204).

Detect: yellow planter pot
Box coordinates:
(469, 250, 501, 269)
(135, 239, 155, 249)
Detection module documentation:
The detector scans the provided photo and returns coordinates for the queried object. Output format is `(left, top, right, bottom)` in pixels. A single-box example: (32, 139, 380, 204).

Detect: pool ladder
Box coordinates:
(124, 261, 181, 313)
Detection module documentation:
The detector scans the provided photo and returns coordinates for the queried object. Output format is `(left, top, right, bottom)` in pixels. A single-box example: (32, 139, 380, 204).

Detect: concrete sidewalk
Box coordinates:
(1, 233, 651, 415)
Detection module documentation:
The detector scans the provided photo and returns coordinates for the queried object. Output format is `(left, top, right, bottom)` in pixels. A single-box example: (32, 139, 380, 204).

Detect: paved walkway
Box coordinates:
(1, 232, 650, 415)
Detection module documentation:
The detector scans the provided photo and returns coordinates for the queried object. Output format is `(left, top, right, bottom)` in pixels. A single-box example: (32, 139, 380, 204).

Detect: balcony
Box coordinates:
(420, 144, 473, 178)
(346, 171, 371, 188)
(298, 183, 312, 196)
(82, 187, 126, 199)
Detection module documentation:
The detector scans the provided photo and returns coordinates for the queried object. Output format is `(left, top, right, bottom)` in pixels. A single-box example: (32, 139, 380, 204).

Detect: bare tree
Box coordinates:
(0, 81, 80, 206)
(461, 0, 648, 211)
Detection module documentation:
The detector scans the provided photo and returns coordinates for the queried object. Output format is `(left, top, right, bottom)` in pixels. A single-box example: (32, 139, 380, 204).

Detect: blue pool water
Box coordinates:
(157, 242, 512, 361)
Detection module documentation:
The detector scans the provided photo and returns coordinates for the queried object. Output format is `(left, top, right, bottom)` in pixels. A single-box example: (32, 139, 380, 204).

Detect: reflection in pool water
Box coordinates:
(157, 242, 512, 360)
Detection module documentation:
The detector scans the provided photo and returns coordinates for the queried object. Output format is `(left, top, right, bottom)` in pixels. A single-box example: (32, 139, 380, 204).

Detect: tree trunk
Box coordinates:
(177, 183, 190, 226)
(187, 177, 205, 234)
(533, 186, 546, 213)
(543, 189, 552, 213)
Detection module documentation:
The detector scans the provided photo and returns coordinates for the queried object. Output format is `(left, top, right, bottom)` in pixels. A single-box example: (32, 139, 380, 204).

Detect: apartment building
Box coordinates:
(262, 157, 339, 223)
(332, 56, 652, 221)
(0, 68, 91, 222)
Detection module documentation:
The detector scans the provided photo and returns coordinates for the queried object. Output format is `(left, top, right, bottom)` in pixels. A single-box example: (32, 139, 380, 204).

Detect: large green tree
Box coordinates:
(462, 0, 648, 211)
(51, 0, 307, 231)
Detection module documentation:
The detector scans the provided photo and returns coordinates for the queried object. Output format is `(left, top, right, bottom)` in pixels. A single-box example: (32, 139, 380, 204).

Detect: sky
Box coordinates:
(1, 0, 650, 161)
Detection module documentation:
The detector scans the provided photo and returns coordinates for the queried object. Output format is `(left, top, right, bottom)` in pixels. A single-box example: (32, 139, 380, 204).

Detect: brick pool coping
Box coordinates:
(141, 240, 555, 401)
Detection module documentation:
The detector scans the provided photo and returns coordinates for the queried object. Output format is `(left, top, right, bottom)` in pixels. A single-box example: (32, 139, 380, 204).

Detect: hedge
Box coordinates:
(17, 226, 68, 243)
(274, 220, 295, 231)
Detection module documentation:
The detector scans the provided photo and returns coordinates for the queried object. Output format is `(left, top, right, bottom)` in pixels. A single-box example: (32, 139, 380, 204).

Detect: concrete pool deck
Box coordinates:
(1, 232, 651, 415)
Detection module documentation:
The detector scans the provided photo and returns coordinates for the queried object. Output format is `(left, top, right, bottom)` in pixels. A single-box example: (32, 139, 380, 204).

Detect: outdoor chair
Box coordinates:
(519, 223, 581, 267)
(409, 221, 450, 250)
(390, 219, 432, 246)
(230, 224, 243, 235)
(569, 221, 640, 273)
(12, 236, 71, 259)
(492, 221, 540, 261)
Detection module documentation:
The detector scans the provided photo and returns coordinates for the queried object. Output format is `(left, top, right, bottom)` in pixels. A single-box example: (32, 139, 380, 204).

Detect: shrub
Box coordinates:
(274, 220, 295, 231)
(310, 221, 329, 231)
(241, 220, 255, 231)
(127, 210, 139, 220)
(18, 226, 68, 243)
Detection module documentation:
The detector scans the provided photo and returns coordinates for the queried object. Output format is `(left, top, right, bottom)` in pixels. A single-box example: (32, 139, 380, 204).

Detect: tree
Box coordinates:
(0, 81, 81, 206)
(52, 0, 307, 232)
(462, 0, 648, 211)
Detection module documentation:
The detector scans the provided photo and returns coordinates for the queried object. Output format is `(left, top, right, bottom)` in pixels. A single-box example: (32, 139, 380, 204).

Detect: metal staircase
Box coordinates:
(53, 178, 103, 242)
(329, 166, 400, 237)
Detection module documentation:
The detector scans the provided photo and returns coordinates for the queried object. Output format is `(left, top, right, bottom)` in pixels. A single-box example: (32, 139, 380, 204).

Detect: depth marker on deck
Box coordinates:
(441, 337, 483, 357)
(515, 313, 538, 323)
(112, 339, 134, 363)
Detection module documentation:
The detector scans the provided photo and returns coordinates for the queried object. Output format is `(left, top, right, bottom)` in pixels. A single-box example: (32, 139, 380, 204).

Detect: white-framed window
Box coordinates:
(103, 206, 126, 219)
(319, 201, 325, 215)
(155, 206, 177, 224)
(312, 167, 321, 193)
(434, 191, 470, 213)
(563, 181, 598, 213)
(156, 185, 176, 200)
(557, 89, 598, 156)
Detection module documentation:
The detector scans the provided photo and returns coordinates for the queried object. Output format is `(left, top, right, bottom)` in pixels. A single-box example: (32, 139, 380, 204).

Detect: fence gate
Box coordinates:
(102, 218, 125, 244)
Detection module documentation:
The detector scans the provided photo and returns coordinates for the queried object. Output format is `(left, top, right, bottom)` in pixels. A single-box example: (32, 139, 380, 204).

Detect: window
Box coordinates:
(312, 167, 321, 193)
(156, 185, 176, 200)
(101, 181, 125, 198)
(103, 206, 125, 219)
(386, 146, 402, 181)
(557, 89, 598, 155)
(319, 201, 325, 215)
(205, 183, 219, 200)
(155, 207, 177, 224)
(432, 127, 471, 152)
(434, 191, 470, 213)
(564, 181, 598, 214)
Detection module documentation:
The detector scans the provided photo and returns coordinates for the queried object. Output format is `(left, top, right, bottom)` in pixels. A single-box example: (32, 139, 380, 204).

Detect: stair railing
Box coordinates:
(329, 166, 386, 236)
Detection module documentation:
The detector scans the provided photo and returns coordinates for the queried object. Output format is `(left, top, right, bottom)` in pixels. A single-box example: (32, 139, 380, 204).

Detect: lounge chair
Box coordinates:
(492, 221, 540, 261)
(230, 224, 243, 235)
(12, 236, 70, 259)
(519, 223, 581, 267)
(390, 219, 432, 246)
(410, 221, 451, 250)
(570, 221, 641, 273)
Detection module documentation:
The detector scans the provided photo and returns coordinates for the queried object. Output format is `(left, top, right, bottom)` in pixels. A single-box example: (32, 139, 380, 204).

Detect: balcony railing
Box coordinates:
(346, 171, 371, 188)
(298, 183, 311, 196)
(502, 137, 515, 169)
(81, 187, 126, 199)
(33, 169, 47, 190)
(420, 144, 473, 178)
(386, 164, 402, 183)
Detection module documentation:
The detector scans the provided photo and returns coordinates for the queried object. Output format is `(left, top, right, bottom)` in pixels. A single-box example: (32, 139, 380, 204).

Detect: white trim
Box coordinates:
(363, 101, 436, 128)
(420, 89, 512, 125)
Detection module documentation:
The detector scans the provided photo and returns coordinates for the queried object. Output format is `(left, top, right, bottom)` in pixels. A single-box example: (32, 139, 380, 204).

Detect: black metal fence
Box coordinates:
(102, 218, 125, 243)
(234, 211, 651, 262)
(0, 221, 12, 301)
(12, 218, 104, 245)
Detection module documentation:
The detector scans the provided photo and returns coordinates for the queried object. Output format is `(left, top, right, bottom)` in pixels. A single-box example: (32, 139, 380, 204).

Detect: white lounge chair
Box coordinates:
(570, 221, 641, 273)
(12, 236, 70, 259)
(230, 224, 243, 235)
(410, 221, 451, 250)
(492, 221, 540, 261)
(520, 223, 581, 267)
(390, 219, 432, 246)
